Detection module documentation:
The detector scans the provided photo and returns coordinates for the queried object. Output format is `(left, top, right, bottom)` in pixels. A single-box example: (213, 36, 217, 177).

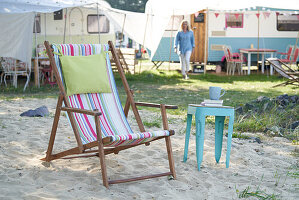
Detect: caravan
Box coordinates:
(151, 7, 299, 69)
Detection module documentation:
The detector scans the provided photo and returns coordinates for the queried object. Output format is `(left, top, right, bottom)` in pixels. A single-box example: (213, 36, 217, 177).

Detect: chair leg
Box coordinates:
(45, 95, 63, 161)
(160, 104, 176, 179)
(95, 115, 109, 188)
(226, 63, 229, 75)
(165, 136, 176, 179)
(0, 73, 3, 86)
(4, 74, 7, 86)
(232, 63, 236, 75)
(13, 74, 17, 88)
(23, 73, 30, 91)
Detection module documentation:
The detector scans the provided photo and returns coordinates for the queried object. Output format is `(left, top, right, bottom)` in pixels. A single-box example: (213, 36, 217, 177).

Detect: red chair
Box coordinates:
(279, 48, 299, 65)
(223, 46, 244, 75)
(277, 46, 293, 61)
(40, 63, 56, 86)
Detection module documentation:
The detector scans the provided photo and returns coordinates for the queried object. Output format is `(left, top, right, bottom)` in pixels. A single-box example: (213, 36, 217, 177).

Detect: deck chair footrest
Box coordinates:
(108, 172, 173, 184)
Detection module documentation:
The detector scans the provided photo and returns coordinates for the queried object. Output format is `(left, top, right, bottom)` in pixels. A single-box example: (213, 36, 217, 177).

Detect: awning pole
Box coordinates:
(63, 8, 67, 43)
(44, 13, 46, 41)
(257, 7, 260, 69)
(97, 3, 101, 43)
(204, 8, 209, 74)
(139, 13, 149, 74)
(35, 12, 39, 88)
(119, 13, 127, 49)
(168, 10, 175, 71)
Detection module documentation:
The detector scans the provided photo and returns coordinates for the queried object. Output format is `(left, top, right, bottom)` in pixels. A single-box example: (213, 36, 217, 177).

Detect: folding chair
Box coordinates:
(42, 41, 177, 188)
(267, 58, 299, 87)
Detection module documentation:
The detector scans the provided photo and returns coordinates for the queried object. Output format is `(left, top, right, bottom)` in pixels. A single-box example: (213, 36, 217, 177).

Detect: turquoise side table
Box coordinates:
(183, 104, 235, 171)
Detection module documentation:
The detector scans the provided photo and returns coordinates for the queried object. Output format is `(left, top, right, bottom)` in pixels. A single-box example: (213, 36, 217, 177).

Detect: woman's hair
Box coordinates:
(180, 20, 190, 31)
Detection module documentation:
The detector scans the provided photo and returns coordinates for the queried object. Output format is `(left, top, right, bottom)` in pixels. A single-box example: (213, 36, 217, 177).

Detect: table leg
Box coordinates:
(247, 53, 251, 75)
(226, 114, 234, 168)
(270, 53, 274, 75)
(215, 116, 225, 163)
(261, 54, 265, 74)
(195, 114, 205, 171)
(34, 59, 38, 86)
(183, 114, 193, 162)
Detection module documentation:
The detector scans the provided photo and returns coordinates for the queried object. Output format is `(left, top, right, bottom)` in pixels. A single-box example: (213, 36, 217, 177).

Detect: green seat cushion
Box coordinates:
(59, 53, 112, 96)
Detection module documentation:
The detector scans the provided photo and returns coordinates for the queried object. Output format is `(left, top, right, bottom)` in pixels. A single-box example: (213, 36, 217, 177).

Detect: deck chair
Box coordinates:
(267, 58, 299, 87)
(42, 41, 177, 188)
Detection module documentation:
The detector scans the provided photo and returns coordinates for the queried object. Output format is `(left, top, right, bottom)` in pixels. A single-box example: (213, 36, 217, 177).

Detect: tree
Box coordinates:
(105, 0, 148, 13)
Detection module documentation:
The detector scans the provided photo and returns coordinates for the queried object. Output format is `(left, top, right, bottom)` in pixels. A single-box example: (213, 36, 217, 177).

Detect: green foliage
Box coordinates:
(105, 0, 148, 12)
(236, 186, 279, 200)
(143, 118, 161, 128)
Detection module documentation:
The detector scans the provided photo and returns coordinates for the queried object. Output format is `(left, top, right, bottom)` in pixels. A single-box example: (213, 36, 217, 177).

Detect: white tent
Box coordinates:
(0, 0, 110, 68)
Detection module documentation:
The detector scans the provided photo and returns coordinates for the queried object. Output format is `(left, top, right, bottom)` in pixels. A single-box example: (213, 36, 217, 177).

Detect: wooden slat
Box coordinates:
(95, 115, 109, 188)
(108, 172, 172, 184)
(44, 41, 84, 153)
(61, 107, 102, 116)
(161, 104, 176, 179)
(109, 41, 146, 133)
(45, 94, 63, 162)
(136, 102, 178, 109)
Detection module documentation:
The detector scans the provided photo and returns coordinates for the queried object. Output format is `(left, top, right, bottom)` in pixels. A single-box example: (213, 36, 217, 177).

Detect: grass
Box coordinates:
(236, 163, 299, 199)
(236, 186, 279, 200)
(1, 69, 298, 140)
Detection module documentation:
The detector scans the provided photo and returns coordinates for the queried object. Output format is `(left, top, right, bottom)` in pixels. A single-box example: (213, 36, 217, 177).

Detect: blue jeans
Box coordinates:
(180, 51, 192, 75)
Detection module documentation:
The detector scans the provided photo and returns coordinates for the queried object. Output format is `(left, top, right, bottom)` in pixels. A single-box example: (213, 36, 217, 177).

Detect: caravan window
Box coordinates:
(87, 15, 110, 33)
(225, 13, 243, 28)
(277, 14, 299, 31)
(165, 16, 184, 31)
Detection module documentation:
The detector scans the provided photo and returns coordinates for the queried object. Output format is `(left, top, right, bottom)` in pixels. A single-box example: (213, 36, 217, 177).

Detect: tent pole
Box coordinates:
(204, 8, 209, 74)
(168, 10, 175, 71)
(139, 13, 149, 74)
(44, 13, 46, 41)
(97, 3, 101, 43)
(119, 13, 126, 49)
(257, 7, 260, 69)
(63, 8, 67, 43)
(34, 12, 39, 88)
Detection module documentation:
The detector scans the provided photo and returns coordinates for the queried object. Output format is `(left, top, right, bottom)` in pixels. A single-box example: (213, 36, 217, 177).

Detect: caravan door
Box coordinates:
(190, 10, 207, 63)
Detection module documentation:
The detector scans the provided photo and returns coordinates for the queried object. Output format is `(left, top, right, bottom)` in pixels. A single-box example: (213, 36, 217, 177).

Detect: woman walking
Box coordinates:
(174, 20, 195, 79)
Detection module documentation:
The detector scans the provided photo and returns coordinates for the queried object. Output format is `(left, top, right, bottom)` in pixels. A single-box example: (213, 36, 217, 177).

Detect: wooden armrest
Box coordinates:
(277, 52, 287, 55)
(61, 107, 102, 116)
(135, 102, 178, 109)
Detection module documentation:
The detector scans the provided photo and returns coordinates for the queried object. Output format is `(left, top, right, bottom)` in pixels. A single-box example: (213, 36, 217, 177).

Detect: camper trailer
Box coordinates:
(32, 3, 140, 54)
(33, 6, 115, 52)
(151, 7, 299, 68)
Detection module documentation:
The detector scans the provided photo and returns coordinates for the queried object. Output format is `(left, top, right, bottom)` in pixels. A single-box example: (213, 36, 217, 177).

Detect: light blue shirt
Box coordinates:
(174, 31, 195, 54)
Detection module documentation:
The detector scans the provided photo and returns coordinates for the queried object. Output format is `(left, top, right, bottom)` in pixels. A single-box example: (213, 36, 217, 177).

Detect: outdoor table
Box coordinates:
(32, 57, 50, 87)
(183, 104, 235, 171)
(239, 48, 277, 75)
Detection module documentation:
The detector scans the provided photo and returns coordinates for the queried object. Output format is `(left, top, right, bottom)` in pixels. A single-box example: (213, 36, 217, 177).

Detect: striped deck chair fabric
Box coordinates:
(52, 44, 170, 147)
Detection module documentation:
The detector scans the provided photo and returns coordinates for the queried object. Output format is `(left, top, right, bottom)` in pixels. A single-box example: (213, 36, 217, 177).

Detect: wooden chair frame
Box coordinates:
(42, 41, 177, 188)
(267, 58, 299, 88)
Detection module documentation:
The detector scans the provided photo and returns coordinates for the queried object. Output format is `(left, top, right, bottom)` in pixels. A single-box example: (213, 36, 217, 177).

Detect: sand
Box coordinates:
(0, 98, 298, 200)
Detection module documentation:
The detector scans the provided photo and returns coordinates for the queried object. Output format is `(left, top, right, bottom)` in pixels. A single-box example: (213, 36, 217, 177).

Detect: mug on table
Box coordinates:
(209, 86, 225, 100)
